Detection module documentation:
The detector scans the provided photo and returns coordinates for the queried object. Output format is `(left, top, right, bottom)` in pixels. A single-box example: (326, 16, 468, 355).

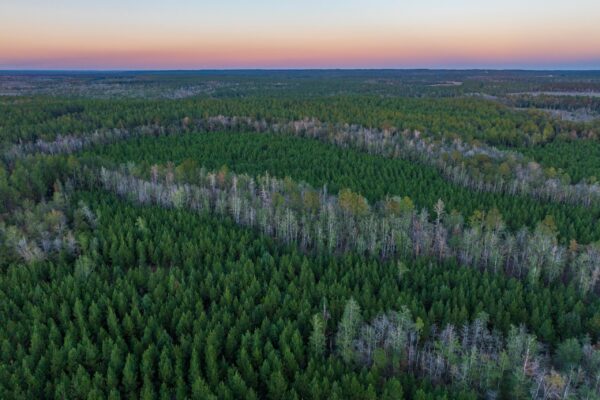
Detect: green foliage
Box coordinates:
(337, 299, 362, 364)
(85, 130, 600, 244)
(518, 139, 600, 183)
(1, 88, 594, 147)
(2, 72, 600, 397)
(1, 190, 597, 398)
(554, 338, 584, 371)
(309, 314, 327, 358)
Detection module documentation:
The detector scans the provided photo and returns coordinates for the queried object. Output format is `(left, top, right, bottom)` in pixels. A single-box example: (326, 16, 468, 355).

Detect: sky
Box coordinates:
(1, 0, 599, 70)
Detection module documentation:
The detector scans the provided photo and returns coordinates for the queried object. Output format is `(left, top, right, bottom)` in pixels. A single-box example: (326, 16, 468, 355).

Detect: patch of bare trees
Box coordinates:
(334, 299, 600, 399)
(7, 115, 600, 207)
(0, 191, 92, 264)
(96, 165, 600, 294)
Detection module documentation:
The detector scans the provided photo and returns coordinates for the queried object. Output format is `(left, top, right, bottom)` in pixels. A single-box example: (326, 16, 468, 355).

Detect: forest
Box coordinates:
(1, 70, 600, 399)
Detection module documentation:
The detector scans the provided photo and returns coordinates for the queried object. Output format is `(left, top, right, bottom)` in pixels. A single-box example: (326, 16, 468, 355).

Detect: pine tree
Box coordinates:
(309, 314, 326, 358)
(122, 353, 137, 393)
(336, 298, 362, 364)
(158, 348, 173, 385)
(267, 370, 287, 400)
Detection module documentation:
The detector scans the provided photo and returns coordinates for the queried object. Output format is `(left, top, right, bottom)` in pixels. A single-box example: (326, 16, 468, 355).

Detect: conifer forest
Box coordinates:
(2, 70, 600, 399)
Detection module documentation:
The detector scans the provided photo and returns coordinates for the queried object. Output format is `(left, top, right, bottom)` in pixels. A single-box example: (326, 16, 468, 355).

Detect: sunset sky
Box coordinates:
(1, 0, 599, 70)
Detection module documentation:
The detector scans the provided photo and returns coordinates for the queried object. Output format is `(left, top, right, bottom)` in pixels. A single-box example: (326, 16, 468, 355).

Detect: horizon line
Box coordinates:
(2, 67, 600, 72)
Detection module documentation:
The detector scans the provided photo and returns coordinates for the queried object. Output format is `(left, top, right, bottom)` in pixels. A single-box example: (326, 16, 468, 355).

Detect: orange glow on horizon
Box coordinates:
(1, 1, 599, 69)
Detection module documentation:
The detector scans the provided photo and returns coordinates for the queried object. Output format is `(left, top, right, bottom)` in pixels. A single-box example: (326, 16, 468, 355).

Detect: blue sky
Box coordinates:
(1, 0, 599, 69)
